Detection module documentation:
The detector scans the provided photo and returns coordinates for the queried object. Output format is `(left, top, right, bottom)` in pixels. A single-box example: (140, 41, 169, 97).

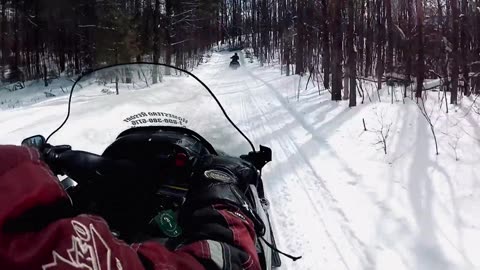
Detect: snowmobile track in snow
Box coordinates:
(234, 52, 374, 270)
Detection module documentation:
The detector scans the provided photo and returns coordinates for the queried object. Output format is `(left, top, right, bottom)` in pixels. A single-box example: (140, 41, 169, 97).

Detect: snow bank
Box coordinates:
(237, 57, 480, 270)
(0, 77, 74, 110)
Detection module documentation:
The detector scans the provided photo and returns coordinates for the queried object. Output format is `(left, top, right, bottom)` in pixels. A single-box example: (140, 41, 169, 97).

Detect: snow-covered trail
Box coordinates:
(200, 51, 480, 270)
(206, 52, 374, 269)
(2, 51, 480, 270)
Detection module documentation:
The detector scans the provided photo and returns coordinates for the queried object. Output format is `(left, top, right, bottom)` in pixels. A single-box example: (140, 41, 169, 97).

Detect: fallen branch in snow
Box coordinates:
(460, 94, 480, 117)
(356, 82, 363, 98)
(358, 76, 386, 83)
(44, 91, 56, 98)
(139, 69, 150, 88)
(474, 100, 480, 115)
(417, 97, 439, 155)
(439, 78, 449, 114)
(305, 67, 315, 90)
(359, 81, 372, 103)
(68, 78, 83, 89)
(316, 71, 324, 95)
(296, 76, 302, 101)
(447, 132, 462, 161)
(378, 125, 391, 155)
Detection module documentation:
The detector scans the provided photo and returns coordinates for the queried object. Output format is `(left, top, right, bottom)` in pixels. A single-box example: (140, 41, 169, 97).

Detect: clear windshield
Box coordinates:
(46, 63, 253, 156)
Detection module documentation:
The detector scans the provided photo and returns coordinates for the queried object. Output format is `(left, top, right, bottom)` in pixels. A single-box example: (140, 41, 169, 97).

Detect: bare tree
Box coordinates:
(370, 110, 393, 155)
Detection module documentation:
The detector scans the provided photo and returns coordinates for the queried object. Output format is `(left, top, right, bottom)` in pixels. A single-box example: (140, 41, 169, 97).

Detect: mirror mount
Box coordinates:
(241, 145, 272, 171)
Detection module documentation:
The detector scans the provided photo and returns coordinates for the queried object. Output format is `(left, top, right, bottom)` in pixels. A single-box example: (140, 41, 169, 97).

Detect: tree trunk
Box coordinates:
(152, 0, 160, 84)
(405, 0, 414, 98)
(295, 0, 305, 74)
(460, 0, 470, 96)
(358, 0, 365, 76)
(437, 0, 449, 101)
(348, 0, 357, 107)
(415, 0, 425, 98)
(164, 0, 172, 75)
(331, 0, 343, 101)
(344, 72, 349, 100)
(43, 63, 48, 87)
(365, 0, 373, 77)
(35, 0, 42, 78)
(0, 0, 6, 69)
(385, 0, 393, 74)
(321, 0, 330, 89)
(12, 0, 19, 70)
(451, 0, 460, 104)
(375, 0, 384, 90)
(58, 27, 66, 73)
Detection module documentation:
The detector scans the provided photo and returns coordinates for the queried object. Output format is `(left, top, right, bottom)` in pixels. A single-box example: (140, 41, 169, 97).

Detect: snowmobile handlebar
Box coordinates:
(51, 150, 191, 186)
(21, 135, 185, 185)
(19, 137, 159, 188)
(21, 134, 273, 188)
(44, 147, 142, 186)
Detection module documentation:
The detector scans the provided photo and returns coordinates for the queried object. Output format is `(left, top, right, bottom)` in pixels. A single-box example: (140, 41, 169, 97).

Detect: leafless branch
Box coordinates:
(369, 109, 393, 155)
(417, 97, 439, 155)
(448, 133, 461, 161)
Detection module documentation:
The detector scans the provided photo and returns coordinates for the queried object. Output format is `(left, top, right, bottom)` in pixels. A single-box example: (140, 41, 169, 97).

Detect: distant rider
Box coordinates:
(231, 53, 240, 63)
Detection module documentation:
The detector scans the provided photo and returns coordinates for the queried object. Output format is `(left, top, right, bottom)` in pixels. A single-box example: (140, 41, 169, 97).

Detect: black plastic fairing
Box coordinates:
(108, 126, 217, 157)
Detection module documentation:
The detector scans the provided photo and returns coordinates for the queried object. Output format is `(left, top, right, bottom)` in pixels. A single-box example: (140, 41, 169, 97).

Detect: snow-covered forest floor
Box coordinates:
(1, 51, 480, 270)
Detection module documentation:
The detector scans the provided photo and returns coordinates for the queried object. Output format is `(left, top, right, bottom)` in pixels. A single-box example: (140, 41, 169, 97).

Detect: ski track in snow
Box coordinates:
(233, 53, 373, 270)
(2, 51, 480, 270)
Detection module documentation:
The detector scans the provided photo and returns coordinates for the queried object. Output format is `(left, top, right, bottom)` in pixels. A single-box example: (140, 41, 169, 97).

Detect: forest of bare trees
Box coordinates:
(1, 0, 480, 106)
(0, 0, 220, 85)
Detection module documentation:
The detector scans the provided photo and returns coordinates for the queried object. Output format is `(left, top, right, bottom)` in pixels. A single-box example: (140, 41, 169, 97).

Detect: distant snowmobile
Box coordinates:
(230, 60, 240, 69)
(230, 53, 240, 69)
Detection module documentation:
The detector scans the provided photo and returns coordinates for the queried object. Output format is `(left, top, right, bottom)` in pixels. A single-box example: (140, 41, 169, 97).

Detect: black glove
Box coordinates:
(180, 155, 266, 235)
(42, 144, 72, 175)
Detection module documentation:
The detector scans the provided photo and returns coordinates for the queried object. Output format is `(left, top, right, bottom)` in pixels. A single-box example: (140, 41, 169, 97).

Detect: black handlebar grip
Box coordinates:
(56, 151, 138, 185)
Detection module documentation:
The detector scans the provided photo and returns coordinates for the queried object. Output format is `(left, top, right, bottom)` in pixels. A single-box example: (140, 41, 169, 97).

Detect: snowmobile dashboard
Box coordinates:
(99, 126, 216, 190)
(110, 126, 218, 156)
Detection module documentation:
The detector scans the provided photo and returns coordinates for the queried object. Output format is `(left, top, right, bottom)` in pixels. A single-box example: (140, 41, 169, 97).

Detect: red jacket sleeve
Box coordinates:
(0, 145, 260, 270)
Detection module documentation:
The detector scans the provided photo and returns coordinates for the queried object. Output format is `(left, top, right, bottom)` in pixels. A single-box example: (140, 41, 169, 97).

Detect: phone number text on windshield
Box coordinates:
(123, 112, 188, 127)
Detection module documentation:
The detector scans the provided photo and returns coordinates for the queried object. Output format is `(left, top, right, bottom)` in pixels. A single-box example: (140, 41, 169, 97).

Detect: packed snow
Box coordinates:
(1, 51, 480, 270)
(0, 77, 75, 110)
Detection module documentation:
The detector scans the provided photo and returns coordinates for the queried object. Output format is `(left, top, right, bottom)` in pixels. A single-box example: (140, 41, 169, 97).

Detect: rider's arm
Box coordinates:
(0, 145, 260, 270)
